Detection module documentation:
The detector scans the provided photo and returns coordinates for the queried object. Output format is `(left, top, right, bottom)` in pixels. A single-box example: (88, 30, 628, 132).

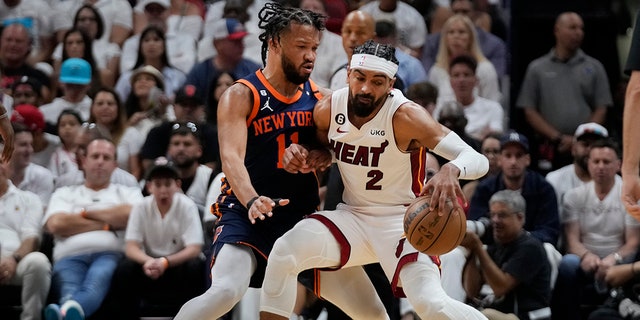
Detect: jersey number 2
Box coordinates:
(277, 132, 299, 168)
(366, 170, 383, 190)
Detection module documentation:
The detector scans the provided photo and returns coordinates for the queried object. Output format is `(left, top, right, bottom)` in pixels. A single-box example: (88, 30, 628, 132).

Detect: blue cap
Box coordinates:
(500, 131, 529, 153)
(59, 58, 92, 85)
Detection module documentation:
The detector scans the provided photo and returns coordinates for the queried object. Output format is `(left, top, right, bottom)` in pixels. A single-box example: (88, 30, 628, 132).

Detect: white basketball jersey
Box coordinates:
(328, 88, 427, 209)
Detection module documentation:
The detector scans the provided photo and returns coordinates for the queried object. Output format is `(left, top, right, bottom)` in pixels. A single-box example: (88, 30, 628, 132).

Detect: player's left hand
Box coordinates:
(420, 163, 465, 215)
(247, 196, 290, 224)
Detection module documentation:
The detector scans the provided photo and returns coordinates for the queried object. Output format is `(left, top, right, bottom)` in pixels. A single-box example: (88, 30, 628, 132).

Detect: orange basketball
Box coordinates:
(403, 195, 467, 255)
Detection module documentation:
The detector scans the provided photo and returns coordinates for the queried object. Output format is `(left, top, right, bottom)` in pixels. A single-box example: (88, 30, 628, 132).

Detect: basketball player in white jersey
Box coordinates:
(259, 40, 489, 320)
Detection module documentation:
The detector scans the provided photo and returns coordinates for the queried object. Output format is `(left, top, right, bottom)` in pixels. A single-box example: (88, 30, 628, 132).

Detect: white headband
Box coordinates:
(350, 53, 398, 79)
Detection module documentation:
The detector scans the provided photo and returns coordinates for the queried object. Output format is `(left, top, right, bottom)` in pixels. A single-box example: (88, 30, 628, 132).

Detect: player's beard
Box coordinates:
(349, 92, 386, 118)
(282, 54, 310, 85)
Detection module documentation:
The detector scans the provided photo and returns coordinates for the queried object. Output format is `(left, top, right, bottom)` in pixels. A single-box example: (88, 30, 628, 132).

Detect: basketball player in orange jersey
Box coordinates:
(260, 40, 489, 320)
(175, 4, 386, 319)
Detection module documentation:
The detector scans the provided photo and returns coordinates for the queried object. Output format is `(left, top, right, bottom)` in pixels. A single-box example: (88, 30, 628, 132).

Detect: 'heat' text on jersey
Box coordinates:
(252, 111, 313, 136)
(330, 139, 389, 167)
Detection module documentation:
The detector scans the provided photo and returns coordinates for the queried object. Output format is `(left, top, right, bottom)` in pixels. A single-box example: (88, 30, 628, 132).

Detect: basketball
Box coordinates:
(403, 195, 467, 255)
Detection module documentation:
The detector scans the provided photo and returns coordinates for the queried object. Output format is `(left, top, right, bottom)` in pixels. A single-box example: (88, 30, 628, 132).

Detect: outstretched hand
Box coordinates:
(419, 163, 465, 216)
(622, 175, 640, 221)
(247, 196, 290, 224)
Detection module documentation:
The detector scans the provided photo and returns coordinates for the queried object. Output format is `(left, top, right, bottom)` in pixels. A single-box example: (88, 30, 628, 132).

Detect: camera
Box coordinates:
(466, 217, 490, 237)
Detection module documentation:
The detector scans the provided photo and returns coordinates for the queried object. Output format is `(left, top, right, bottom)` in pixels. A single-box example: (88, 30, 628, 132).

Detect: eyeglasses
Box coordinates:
(172, 122, 197, 133)
(82, 122, 97, 129)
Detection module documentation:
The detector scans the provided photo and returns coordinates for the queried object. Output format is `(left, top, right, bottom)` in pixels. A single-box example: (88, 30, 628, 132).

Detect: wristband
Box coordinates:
(246, 196, 259, 209)
(161, 256, 169, 268)
(102, 224, 111, 231)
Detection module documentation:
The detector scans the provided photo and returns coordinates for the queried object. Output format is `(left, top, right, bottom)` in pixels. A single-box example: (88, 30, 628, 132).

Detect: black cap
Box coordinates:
(145, 157, 180, 181)
(500, 131, 529, 153)
(10, 76, 43, 96)
(174, 84, 204, 106)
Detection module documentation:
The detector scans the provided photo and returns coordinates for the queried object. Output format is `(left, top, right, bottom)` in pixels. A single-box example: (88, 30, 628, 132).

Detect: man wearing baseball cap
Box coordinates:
(469, 130, 560, 247)
(185, 18, 260, 117)
(10, 104, 61, 168)
(40, 58, 93, 132)
(546, 122, 609, 217)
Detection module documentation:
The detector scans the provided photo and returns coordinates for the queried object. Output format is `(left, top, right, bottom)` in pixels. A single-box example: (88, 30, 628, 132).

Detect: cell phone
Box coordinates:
(147, 87, 163, 117)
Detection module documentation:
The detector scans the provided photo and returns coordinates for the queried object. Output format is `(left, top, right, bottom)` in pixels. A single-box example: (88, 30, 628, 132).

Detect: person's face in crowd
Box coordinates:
(91, 91, 119, 126)
(75, 8, 99, 39)
(572, 137, 597, 172)
(141, 31, 165, 61)
(0, 24, 31, 65)
(451, 0, 473, 16)
(490, 201, 524, 244)
(147, 177, 181, 207)
(347, 68, 394, 118)
(278, 22, 319, 85)
(83, 139, 117, 189)
(58, 114, 82, 148)
(62, 83, 89, 98)
(555, 13, 584, 52)
(449, 62, 476, 98)
(11, 131, 34, 170)
(132, 74, 157, 98)
(499, 144, 530, 182)
(173, 101, 204, 122)
(214, 73, 234, 102)
(64, 31, 85, 58)
(144, 3, 168, 25)
(445, 19, 472, 57)
(341, 12, 375, 58)
(299, 0, 326, 15)
(168, 133, 202, 169)
(12, 84, 40, 106)
(214, 38, 244, 65)
(587, 146, 620, 186)
(481, 137, 501, 175)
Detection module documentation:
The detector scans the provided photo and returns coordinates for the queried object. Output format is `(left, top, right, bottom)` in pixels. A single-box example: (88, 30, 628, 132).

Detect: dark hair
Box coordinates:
(207, 71, 237, 124)
(449, 54, 477, 73)
(375, 20, 396, 38)
(11, 122, 31, 136)
(61, 28, 102, 89)
(589, 138, 622, 159)
(258, 2, 325, 66)
(170, 121, 202, 145)
(57, 109, 83, 128)
(90, 87, 128, 144)
(134, 25, 172, 70)
(406, 81, 438, 105)
(352, 40, 399, 65)
(73, 4, 104, 39)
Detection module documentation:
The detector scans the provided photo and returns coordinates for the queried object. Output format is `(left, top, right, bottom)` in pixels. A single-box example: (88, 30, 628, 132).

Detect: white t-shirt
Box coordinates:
(52, 39, 121, 70)
(359, 1, 427, 50)
(39, 96, 92, 125)
(429, 60, 502, 103)
(0, 183, 43, 257)
(546, 164, 588, 218)
(32, 133, 61, 168)
(116, 127, 144, 172)
(434, 96, 504, 141)
(44, 183, 143, 261)
(48, 145, 78, 177)
(132, 2, 204, 41)
(311, 30, 348, 88)
(125, 193, 203, 257)
(562, 177, 640, 258)
(54, 167, 139, 189)
(119, 33, 197, 75)
(185, 165, 214, 214)
(18, 163, 55, 207)
(52, 0, 133, 44)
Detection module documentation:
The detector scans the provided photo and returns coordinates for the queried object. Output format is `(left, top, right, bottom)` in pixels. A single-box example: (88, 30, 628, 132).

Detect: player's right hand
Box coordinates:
(282, 143, 310, 173)
(247, 196, 290, 224)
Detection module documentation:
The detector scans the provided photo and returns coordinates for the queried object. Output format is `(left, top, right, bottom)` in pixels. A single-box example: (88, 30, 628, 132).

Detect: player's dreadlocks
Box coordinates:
(353, 40, 399, 66)
(257, 2, 325, 66)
